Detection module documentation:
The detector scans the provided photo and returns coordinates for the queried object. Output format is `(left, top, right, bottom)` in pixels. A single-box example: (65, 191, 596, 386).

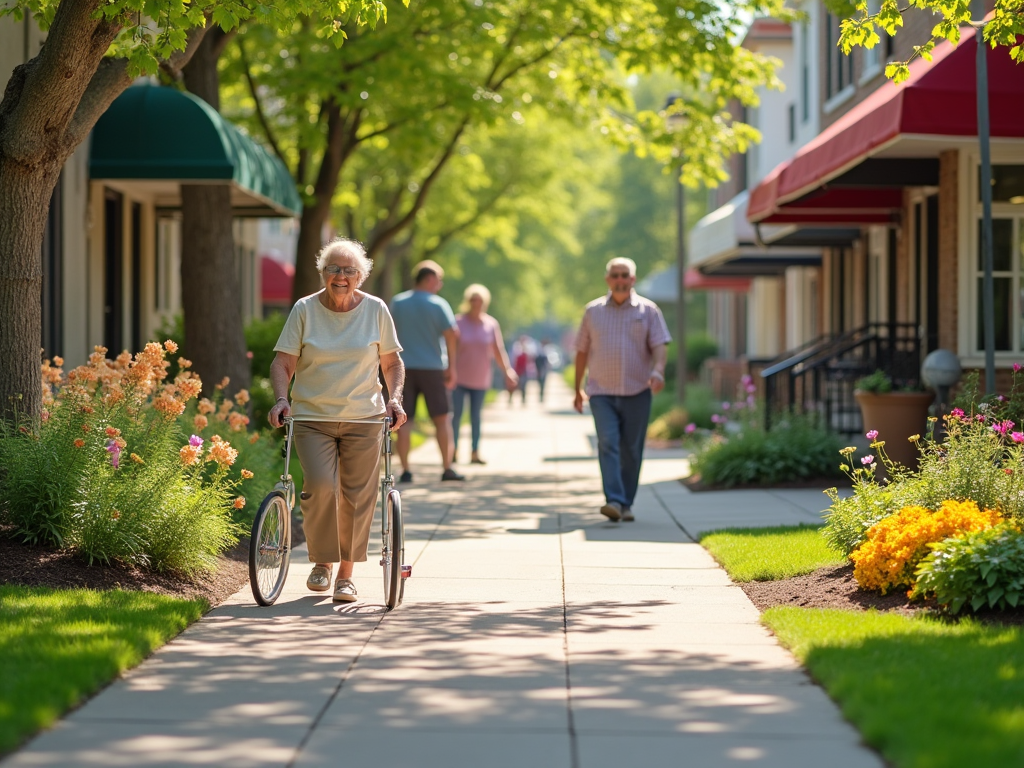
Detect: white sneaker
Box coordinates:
(621, 506, 635, 522)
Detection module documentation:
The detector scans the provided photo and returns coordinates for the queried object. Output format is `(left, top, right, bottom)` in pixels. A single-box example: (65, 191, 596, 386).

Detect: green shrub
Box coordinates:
(913, 523, 1024, 614)
(647, 406, 690, 440)
(246, 313, 287, 379)
(686, 332, 718, 375)
(692, 419, 845, 487)
(0, 344, 251, 574)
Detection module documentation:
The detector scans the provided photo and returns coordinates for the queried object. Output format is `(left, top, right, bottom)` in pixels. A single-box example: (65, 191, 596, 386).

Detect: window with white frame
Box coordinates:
(973, 165, 1024, 353)
(824, 12, 854, 102)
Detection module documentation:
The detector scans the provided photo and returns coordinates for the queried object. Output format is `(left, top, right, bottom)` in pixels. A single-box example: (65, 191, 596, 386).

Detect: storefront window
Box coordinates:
(978, 165, 1024, 204)
(974, 217, 1022, 353)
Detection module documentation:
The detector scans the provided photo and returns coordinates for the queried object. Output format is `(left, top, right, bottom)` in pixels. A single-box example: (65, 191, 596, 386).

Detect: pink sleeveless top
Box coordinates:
(456, 314, 499, 390)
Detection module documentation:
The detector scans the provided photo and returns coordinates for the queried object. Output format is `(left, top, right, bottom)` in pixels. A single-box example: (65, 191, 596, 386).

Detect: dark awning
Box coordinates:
(90, 84, 301, 217)
(748, 25, 1024, 225)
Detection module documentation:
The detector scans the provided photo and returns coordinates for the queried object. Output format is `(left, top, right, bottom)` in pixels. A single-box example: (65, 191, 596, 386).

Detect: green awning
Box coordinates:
(90, 84, 301, 217)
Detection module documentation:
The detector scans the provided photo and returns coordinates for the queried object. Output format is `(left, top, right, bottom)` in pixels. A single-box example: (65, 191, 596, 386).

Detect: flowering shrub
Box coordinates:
(824, 404, 1024, 555)
(0, 343, 255, 574)
(913, 522, 1024, 613)
(849, 500, 1002, 594)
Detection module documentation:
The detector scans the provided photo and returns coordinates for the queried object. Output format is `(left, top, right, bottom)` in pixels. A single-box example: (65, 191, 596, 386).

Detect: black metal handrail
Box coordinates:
(761, 323, 922, 435)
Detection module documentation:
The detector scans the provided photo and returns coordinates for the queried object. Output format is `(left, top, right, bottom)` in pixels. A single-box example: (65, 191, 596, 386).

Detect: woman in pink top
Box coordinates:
(453, 284, 517, 464)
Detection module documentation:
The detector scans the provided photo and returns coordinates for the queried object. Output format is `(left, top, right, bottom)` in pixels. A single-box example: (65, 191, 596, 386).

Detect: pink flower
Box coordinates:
(861, 455, 875, 466)
(746, 394, 756, 406)
(1012, 432, 1024, 444)
(711, 414, 724, 424)
(950, 408, 965, 419)
(976, 414, 986, 422)
(721, 402, 731, 411)
(106, 439, 121, 469)
(189, 434, 204, 448)
(1014, 363, 1022, 373)
(745, 383, 757, 394)
(684, 423, 697, 434)
(993, 420, 1016, 435)
(866, 430, 878, 440)
(741, 375, 752, 386)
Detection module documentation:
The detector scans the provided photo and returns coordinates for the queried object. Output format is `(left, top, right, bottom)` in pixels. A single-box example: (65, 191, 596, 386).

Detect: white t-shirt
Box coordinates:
(274, 291, 403, 421)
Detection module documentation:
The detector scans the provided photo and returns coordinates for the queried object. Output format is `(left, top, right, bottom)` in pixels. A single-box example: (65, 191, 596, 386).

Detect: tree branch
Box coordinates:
(237, 35, 288, 167)
(157, 23, 213, 83)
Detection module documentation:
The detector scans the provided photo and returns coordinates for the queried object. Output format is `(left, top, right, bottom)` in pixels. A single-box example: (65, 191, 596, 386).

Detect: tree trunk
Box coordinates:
(0, 160, 54, 421)
(293, 204, 329, 300)
(181, 30, 250, 397)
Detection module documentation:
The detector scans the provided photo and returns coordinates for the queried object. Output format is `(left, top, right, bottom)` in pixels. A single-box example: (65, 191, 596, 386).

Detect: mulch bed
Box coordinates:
(741, 563, 1024, 626)
(682, 475, 851, 493)
(0, 514, 305, 610)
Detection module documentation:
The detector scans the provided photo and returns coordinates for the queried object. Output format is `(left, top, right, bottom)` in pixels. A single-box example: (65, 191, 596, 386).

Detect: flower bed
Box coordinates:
(0, 342, 265, 575)
(823, 375, 1024, 614)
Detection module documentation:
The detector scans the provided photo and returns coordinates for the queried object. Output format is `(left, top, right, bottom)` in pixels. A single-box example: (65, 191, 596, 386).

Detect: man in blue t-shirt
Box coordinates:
(390, 260, 464, 482)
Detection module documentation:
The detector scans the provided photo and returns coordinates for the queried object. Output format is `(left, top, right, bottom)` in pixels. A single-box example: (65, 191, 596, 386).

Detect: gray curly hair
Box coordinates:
(316, 238, 373, 285)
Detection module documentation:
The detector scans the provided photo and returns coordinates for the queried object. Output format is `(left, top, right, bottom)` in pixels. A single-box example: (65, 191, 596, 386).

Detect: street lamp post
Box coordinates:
(972, 0, 995, 394)
(663, 95, 687, 405)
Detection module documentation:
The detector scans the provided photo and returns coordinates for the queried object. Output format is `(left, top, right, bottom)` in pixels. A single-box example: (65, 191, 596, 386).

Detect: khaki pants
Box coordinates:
(293, 420, 382, 563)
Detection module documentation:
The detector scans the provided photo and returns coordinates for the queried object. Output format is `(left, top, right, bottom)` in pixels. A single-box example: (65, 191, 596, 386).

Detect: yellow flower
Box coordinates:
(130, 453, 144, 464)
(908, 434, 920, 442)
(840, 464, 849, 472)
(840, 446, 856, 455)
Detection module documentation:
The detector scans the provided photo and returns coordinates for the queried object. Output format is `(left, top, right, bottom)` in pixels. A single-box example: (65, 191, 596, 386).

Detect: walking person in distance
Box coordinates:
(389, 260, 465, 483)
(452, 283, 518, 465)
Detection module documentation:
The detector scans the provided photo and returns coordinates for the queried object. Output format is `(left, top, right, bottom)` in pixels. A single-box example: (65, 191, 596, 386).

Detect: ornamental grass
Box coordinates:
(0, 342, 258, 575)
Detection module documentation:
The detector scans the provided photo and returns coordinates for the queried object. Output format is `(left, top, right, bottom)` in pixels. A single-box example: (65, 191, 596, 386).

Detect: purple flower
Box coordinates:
(745, 383, 757, 394)
(1012, 432, 1024, 444)
(741, 375, 752, 386)
(105, 440, 121, 469)
(684, 423, 697, 434)
(861, 455, 875, 466)
(189, 435, 204, 448)
(721, 402, 731, 411)
(866, 430, 878, 440)
(746, 394, 756, 407)
(711, 414, 724, 424)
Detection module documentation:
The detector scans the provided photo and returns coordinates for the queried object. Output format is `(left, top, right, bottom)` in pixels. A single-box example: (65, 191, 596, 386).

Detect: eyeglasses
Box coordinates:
(324, 265, 360, 277)
(607, 272, 632, 279)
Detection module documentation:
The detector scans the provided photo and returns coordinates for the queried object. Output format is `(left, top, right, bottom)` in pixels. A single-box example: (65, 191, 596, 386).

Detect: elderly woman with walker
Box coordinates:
(267, 238, 406, 604)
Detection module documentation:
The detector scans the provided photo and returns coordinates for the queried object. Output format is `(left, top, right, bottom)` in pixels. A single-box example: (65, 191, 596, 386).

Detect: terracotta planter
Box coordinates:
(854, 390, 935, 472)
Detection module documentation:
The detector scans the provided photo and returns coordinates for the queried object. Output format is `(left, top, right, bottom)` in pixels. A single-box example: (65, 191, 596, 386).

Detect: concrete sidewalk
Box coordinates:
(4, 378, 881, 768)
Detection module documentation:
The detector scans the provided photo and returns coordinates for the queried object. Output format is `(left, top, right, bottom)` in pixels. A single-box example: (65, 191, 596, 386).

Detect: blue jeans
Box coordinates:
(589, 390, 652, 508)
(452, 386, 486, 453)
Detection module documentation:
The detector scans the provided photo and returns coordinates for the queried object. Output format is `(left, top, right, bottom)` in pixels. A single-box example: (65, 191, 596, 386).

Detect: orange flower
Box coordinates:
(193, 414, 209, 430)
(163, 340, 179, 353)
(197, 398, 215, 415)
(52, 356, 63, 367)
(130, 453, 144, 464)
(178, 357, 192, 369)
(73, 439, 85, 448)
(153, 394, 185, 419)
(216, 376, 230, 391)
(241, 469, 254, 480)
(114, 437, 127, 449)
(111, 510, 121, 520)
(179, 444, 203, 466)
(232, 497, 246, 509)
(248, 433, 260, 444)
(228, 412, 249, 432)
(81, 423, 91, 433)
(177, 378, 202, 400)
(206, 437, 238, 468)
(235, 389, 250, 406)
(105, 427, 121, 438)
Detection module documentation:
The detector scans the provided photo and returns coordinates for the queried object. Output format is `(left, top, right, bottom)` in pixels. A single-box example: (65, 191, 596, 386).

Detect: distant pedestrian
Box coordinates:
(453, 284, 518, 465)
(511, 336, 532, 405)
(390, 260, 464, 482)
(534, 339, 553, 403)
(573, 257, 671, 522)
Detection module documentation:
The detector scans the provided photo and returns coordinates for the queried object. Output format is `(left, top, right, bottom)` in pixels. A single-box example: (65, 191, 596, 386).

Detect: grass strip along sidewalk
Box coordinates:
(0, 585, 206, 755)
(700, 523, 845, 581)
(700, 525, 1024, 768)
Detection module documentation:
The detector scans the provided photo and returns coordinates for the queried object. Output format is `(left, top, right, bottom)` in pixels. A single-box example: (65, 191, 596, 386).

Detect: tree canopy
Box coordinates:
(835, 0, 1024, 82)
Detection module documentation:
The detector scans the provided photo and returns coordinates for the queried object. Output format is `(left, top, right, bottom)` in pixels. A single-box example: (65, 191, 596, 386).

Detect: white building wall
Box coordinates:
(748, 277, 783, 358)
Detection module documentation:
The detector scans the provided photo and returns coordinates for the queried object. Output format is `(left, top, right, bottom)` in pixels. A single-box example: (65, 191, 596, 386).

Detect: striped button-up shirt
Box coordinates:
(576, 291, 672, 397)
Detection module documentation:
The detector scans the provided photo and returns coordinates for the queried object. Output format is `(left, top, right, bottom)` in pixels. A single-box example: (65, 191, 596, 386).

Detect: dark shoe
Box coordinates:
(399, 470, 413, 483)
(621, 506, 635, 522)
(332, 578, 357, 603)
(441, 468, 466, 481)
(600, 502, 622, 522)
(306, 564, 332, 592)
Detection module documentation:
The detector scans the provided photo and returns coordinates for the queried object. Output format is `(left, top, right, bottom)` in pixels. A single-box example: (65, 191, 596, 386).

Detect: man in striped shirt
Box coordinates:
(574, 257, 671, 522)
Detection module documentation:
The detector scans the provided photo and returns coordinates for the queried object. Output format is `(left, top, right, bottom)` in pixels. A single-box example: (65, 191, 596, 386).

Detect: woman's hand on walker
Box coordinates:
(386, 398, 407, 430)
(268, 399, 290, 429)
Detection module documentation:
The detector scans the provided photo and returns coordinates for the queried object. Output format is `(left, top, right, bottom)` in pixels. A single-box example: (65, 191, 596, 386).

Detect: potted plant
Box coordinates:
(854, 370, 934, 472)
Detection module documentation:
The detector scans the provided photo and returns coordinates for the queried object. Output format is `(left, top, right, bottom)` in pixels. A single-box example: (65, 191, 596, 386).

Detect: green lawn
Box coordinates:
(700, 524, 846, 582)
(0, 586, 206, 754)
(765, 607, 1024, 768)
